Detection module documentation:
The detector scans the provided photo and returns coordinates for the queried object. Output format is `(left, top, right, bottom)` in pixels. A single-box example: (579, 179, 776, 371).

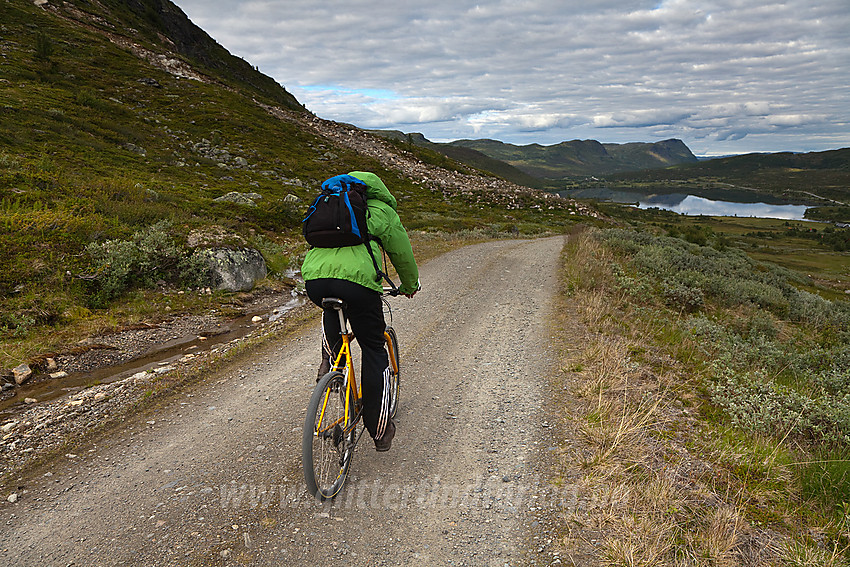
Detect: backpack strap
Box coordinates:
(363, 230, 398, 292)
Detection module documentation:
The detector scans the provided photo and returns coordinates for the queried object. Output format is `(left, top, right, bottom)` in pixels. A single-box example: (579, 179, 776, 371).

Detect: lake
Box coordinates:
(560, 188, 810, 220)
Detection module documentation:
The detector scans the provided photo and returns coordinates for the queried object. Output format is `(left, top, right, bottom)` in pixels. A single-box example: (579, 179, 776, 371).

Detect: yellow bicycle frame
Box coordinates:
(316, 330, 359, 437)
(315, 327, 398, 437)
(384, 329, 398, 376)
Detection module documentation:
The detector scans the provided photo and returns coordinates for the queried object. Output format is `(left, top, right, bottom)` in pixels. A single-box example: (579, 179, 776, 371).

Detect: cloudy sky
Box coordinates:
(173, 0, 848, 156)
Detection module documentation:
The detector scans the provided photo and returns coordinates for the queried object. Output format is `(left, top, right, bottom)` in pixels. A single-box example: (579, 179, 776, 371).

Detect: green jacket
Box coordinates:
(301, 171, 419, 294)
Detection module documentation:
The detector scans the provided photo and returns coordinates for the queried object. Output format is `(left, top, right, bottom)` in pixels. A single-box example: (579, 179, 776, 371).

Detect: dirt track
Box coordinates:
(0, 236, 568, 566)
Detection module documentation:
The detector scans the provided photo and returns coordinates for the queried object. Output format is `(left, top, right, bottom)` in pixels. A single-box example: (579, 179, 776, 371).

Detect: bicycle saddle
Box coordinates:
(321, 297, 346, 310)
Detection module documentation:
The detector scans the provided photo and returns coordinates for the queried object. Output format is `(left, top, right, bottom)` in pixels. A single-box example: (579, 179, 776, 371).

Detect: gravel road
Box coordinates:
(1, 236, 569, 567)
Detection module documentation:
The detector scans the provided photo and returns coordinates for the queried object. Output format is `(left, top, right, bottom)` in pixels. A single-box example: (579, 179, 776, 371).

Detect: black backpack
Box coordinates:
(302, 174, 369, 248)
(302, 174, 398, 291)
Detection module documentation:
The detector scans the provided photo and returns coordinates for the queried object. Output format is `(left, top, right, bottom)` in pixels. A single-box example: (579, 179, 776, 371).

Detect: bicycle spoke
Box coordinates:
(303, 372, 356, 500)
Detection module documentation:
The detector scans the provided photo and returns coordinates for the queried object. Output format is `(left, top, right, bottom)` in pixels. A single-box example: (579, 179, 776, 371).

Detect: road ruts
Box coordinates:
(0, 236, 567, 567)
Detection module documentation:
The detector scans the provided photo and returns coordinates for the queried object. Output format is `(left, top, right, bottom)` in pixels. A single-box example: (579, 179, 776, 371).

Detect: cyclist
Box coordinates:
(302, 171, 419, 451)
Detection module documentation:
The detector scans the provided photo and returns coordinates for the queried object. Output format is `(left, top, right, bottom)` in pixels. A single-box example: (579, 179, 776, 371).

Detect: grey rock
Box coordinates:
(13, 363, 32, 385)
(213, 192, 257, 207)
(124, 143, 147, 156)
(283, 194, 300, 203)
(198, 248, 267, 292)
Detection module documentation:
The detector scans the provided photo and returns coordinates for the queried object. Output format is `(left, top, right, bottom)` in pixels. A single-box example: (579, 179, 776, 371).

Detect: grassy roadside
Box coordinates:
(550, 228, 849, 565)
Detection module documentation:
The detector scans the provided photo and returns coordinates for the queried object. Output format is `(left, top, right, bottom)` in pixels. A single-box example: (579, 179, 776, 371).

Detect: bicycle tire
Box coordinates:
(385, 326, 400, 419)
(303, 371, 356, 500)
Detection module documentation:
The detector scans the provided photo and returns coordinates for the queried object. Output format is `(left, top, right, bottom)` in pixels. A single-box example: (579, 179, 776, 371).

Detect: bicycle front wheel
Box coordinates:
(384, 326, 400, 419)
(303, 371, 356, 500)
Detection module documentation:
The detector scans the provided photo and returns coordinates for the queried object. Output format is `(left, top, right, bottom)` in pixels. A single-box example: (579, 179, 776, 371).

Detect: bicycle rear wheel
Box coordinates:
(384, 326, 400, 418)
(303, 371, 357, 500)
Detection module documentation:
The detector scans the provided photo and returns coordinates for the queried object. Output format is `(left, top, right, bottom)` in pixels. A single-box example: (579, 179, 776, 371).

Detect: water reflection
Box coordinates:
(560, 188, 810, 220)
(637, 195, 809, 220)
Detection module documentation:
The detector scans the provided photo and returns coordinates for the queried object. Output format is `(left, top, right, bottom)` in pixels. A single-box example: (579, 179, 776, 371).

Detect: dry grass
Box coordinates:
(550, 229, 798, 566)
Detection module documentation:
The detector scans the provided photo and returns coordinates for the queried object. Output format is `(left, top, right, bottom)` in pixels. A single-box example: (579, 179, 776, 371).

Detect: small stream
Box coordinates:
(0, 296, 306, 421)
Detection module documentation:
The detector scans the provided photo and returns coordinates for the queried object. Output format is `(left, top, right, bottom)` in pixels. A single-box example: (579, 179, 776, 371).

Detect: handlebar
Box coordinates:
(383, 281, 421, 297)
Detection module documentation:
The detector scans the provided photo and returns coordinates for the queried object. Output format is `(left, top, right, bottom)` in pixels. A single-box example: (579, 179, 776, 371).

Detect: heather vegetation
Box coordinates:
(556, 227, 849, 563)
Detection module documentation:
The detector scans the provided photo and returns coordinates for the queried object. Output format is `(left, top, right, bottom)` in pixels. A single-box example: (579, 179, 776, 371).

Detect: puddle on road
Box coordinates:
(0, 295, 306, 420)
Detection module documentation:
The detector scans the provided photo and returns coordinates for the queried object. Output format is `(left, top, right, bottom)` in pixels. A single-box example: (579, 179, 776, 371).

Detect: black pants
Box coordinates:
(306, 278, 391, 440)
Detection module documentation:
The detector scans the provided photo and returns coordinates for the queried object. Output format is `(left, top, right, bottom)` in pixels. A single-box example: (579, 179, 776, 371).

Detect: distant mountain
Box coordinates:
(368, 131, 547, 189)
(448, 138, 698, 179)
(369, 133, 699, 184)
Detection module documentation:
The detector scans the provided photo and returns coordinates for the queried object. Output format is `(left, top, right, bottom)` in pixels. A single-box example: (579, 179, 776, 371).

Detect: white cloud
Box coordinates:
(174, 0, 850, 154)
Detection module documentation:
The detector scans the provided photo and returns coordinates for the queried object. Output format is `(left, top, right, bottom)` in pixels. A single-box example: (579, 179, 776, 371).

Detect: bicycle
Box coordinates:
(302, 289, 400, 500)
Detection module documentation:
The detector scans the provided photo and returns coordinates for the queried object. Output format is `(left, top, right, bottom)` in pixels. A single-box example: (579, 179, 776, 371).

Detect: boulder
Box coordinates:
(13, 364, 32, 385)
(213, 192, 259, 207)
(123, 143, 147, 156)
(199, 248, 267, 292)
(137, 77, 162, 88)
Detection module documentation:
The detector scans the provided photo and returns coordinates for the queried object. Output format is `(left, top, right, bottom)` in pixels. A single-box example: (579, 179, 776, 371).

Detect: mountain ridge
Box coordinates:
(449, 137, 698, 179)
(369, 131, 699, 185)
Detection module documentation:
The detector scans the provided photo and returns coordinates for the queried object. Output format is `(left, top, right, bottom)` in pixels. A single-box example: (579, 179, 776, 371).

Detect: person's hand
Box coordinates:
(404, 280, 421, 298)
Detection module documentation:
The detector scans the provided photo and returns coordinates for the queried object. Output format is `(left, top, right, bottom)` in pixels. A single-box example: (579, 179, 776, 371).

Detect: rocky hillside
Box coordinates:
(0, 0, 596, 371)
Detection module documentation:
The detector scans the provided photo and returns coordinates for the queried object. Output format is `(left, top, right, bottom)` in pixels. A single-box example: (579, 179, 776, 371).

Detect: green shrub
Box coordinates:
(86, 220, 211, 305)
(610, 263, 653, 299)
(661, 277, 704, 312)
(75, 89, 99, 108)
(747, 311, 778, 339)
(788, 290, 850, 332)
(709, 369, 850, 445)
(35, 33, 54, 61)
(252, 233, 296, 277)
